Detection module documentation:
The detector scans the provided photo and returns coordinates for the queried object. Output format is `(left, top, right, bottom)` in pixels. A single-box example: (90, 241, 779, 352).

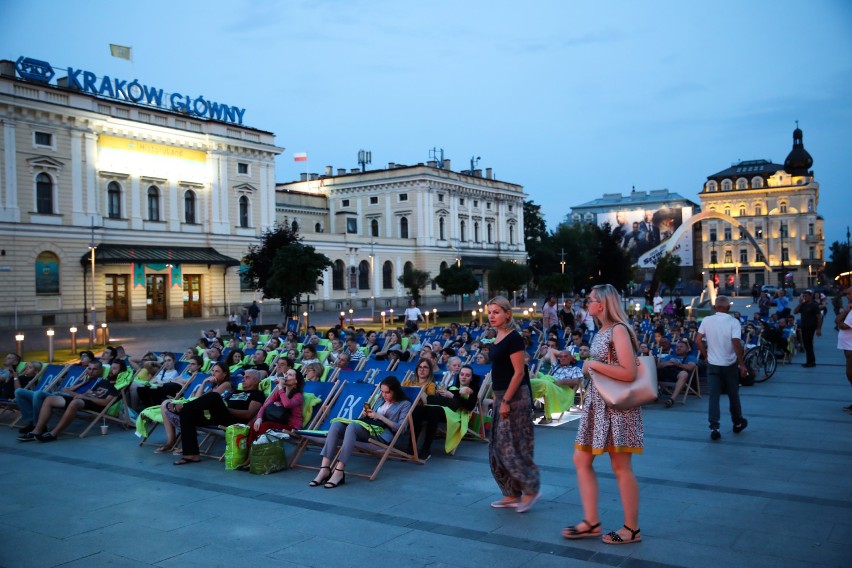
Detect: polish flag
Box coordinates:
(293, 152, 307, 162)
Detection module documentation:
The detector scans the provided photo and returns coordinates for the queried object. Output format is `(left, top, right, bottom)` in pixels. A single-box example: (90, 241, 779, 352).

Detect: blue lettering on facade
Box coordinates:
(19, 57, 247, 126)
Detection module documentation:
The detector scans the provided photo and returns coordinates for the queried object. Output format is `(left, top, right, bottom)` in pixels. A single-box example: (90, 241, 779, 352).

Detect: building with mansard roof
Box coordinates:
(275, 160, 527, 312)
(0, 55, 281, 328)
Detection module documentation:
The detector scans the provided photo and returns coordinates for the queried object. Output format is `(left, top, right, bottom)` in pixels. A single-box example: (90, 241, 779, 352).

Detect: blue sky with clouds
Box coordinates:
(2, 0, 851, 245)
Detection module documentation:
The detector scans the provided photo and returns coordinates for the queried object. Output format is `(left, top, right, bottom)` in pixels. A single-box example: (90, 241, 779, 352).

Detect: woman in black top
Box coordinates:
(412, 364, 480, 460)
(487, 296, 540, 513)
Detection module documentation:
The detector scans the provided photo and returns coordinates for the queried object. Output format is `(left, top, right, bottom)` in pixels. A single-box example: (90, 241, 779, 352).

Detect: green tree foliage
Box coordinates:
(651, 252, 682, 299)
(434, 265, 479, 310)
(523, 200, 554, 287)
(398, 267, 431, 305)
(549, 222, 633, 293)
(242, 222, 332, 317)
(538, 273, 572, 297)
(825, 240, 851, 279)
(489, 260, 532, 299)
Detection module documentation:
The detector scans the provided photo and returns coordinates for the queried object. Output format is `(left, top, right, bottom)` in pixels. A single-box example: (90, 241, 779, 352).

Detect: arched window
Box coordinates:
(487, 223, 493, 243)
(755, 204, 762, 216)
(36, 173, 54, 214)
(332, 260, 345, 290)
(371, 219, 379, 238)
(399, 217, 408, 239)
(107, 181, 122, 219)
(358, 260, 370, 290)
(752, 177, 763, 189)
(724, 207, 731, 217)
(382, 260, 393, 289)
(184, 190, 197, 224)
(239, 196, 249, 228)
(706, 180, 718, 192)
(404, 261, 414, 276)
(739, 205, 746, 217)
(736, 178, 747, 190)
(721, 180, 732, 191)
(780, 202, 787, 214)
(147, 186, 160, 221)
(807, 199, 814, 212)
(35, 251, 60, 295)
(509, 224, 515, 245)
(460, 220, 466, 242)
(474, 222, 480, 243)
(439, 217, 445, 240)
(315, 222, 322, 233)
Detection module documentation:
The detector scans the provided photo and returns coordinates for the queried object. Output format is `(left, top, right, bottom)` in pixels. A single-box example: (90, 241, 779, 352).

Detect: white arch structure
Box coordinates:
(636, 210, 771, 270)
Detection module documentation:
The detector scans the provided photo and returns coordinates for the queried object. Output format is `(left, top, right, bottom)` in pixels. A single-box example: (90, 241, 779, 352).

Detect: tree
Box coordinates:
(651, 252, 682, 299)
(538, 273, 572, 298)
(398, 267, 431, 305)
(242, 222, 332, 317)
(488, 260, 532, 300)
(523, 200, 552, 288)
(826, 240, 851, 280)
(434, 265, 479, 312)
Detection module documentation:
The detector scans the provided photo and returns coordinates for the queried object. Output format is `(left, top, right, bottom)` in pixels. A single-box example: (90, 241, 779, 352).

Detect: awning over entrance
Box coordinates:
(79, 244, 240, 266)
(460, 256, 501, 270)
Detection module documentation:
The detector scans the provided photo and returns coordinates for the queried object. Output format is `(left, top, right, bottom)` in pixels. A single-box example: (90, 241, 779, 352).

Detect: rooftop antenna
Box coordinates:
(429, 147, 444, 167)
(358, 149, 371, 172)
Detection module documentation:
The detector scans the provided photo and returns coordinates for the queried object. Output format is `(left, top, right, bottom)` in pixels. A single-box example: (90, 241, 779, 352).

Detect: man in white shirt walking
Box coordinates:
(695, 296, 748, 441)
(403, 299, 424, 331)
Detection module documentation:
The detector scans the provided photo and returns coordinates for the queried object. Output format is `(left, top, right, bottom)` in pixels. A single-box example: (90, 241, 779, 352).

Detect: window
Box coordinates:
(474, 222, 480, 243)
(34, 131, 52, 147)
(184, 190, 197, 224)
(780, 202, 787, 214)
(147, 186, 160, 221)
(724, 250, 733, 264)
(371, 219, 379, 238)
(487, 223, 493, 243)
(755, 204, 762, 216)
(779, 222, 788, 238)
(710, 250, 718, 264)
(722, 180, 732, 191)
(752, 177, 763, 189)
(342, 199, 350, 207)
(724, 207, 731, 217)
(781, 248, 789, 262)
(706, 181, 718, 192)
(808, 223, 814, 236)
(439, 217, 445, 240)
(370, 196, 378, 205)
(508, 205, 513, 212)
(237, 162, 249, 175)
(739, 206, 746, 217)
(509, 224, 515, 245)
(739, 227, 747, 240)
(35, 251, 60, 295)
(438, 194, 444, 202)
(358, 260, 370, 290)
(459, 198, 465, 206)
(473, 200, 479, 208)
(239, 196, 249, 228)
(755, 224, 763, 239)
(382, 261, 393, 289)
(709, 227, 718, 241)
(315, 222, 322, 233)
(346, 218, 357, 234)
(107, 182, 122, 219)
(332, 260, 345, 290)
(807, 199, 814, 212)
(736, 178, 747, 190)
(724, 227, 732, 240)
(486, 202, 491, 210)
(36, 173, 53, 214)
(399, 217, 408, 238)
(740, 249, 748, 263)
(460, 220, 466, 242)
(809, 246, 815, 259)
(399, 193, 408, 202)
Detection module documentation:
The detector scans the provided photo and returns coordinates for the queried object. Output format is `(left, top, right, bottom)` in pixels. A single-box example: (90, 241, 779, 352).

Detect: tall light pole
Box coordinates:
(369, 240, 377, 321)
(88, 217, 97, 328)
(559, 248, 566, 304)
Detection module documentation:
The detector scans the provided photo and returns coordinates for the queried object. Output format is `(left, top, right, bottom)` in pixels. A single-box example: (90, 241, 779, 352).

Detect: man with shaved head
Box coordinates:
(694, 296, 748, 441)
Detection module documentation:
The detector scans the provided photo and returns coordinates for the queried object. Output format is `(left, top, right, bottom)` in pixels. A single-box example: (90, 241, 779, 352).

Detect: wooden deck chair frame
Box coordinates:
(681, 365, 701, 403)
(74, 371, 135, 438)
(465, 372, 492, 441)
(287, 381, 379, 471)
(339, 384, 427, 481)
(3, 363, 69, 427)
(136, 371, 209, 448)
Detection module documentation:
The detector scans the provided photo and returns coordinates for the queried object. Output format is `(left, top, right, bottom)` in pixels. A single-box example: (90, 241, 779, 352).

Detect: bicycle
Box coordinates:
(743, 338, 777, 383)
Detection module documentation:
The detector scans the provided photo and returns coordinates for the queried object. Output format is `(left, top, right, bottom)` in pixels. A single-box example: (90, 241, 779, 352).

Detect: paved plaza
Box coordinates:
(1, 315, 850, 567)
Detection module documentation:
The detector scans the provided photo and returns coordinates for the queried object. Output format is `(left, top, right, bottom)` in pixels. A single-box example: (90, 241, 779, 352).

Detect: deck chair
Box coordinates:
(287, 381, 380, 470)
(2, 363, 67, 426)
(343, 384, 427, 480)
(679, 365, 701, 403)
(359, 358, 391, 373)
(392, 360, 417, 375)
(136, 372, 210, 446)
(74, 370, 135, 438)
(466, 372, 493, 441)
(333, 369, 375, 384)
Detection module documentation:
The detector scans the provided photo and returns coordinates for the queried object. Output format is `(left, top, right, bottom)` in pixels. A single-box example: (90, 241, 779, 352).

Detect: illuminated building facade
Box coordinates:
(698, 126, 823, 292)
(0, 56, 281, 327)
(275, 161, 527, 311)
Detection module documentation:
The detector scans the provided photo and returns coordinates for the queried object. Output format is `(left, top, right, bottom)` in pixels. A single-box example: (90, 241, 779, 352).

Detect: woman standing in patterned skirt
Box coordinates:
(563, 284, 643, 545)
(487, 296, 541, 513)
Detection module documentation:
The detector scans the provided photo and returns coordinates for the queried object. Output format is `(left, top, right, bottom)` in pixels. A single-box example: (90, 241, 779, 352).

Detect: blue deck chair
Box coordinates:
(360, 358, 391, 373)
(287, 381, 379, 470)
(2, 363, 67, 426)
(137, 371, 210, 447)
(391, 360, 417, 375)
(334, 369, 375, 384)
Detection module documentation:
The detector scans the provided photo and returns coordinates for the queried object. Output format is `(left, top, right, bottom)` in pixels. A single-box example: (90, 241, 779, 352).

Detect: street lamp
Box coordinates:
(381, 311, 386, 329)
(389, 308, 394, 326)
(101, 322, 109, 345)
(87, 324, 94, 349)
(432, 308, 437, 327)
(710, 236, 717, 285)
(348, 308, 354, 327)
(339, 311, 346, 328)
(303, 311, 309, 333)
(69, 326, 78, 355)
(46, 329, 55, 363)
(15, 333, 24, 356)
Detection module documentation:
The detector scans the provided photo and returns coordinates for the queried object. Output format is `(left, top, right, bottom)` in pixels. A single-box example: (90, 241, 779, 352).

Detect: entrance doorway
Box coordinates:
(183, 274, 202, 318)
(105, 274, 129, 321)
(146, 274, 167, 320)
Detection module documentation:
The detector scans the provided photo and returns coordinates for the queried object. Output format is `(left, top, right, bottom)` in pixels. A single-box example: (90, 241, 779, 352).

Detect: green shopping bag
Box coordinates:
(224, 424, 250, 470)
(249, 432, 289, 475)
